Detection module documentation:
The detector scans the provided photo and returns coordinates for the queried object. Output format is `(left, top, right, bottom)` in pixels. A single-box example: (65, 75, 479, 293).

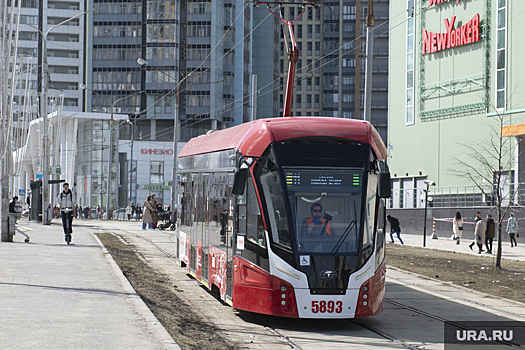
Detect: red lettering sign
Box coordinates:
(422, 14, 479, 55)
(140, 148, 174, 155)
(429, 0, 460, 6)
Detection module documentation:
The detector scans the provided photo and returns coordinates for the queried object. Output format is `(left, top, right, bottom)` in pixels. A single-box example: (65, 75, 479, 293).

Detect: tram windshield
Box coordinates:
(286, 170, 363, 254)
(258, 141, 369, 256)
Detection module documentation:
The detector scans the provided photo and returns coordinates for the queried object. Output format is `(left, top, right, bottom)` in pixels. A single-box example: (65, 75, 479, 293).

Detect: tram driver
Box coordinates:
(301, 203, 333, 235)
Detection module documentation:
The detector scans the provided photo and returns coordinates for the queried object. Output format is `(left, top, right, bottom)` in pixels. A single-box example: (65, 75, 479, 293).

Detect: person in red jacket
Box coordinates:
(301, 203, 333, 235)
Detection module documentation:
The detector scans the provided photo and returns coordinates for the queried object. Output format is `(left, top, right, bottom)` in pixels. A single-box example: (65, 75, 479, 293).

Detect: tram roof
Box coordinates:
(179, 117, 386, 159)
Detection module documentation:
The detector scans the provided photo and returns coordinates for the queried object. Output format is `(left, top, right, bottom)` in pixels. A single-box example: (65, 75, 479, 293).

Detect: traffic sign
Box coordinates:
(19, 189, 26, 196)
(36, 173, 43, 179)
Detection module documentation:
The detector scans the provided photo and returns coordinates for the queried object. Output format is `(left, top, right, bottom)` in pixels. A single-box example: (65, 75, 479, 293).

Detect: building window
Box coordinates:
(150, 161, 164, 184)
(65, 98, 78, 107)
(187, 21, 211, 37)
(496, 0, 507, 110)
(405, 0, 414, 125)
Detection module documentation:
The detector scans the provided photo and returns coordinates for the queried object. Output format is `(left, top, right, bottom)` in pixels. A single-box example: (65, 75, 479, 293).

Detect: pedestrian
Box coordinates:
(126, 203, 132, 220)
(84, 206, 90, 219)
(485, 214, 495, 254)
(56, 183, 76, 243)
(79, 205, 83, 219)
(136, 203, 142, 220)
(131, 202, 136, 220)
(142, 195, 155, 230)
(9, 196, 20, 214)
(387, 214, 404, 244)
(452, 211, 463, 244)
(96, 205, 102, 219)
(506, 212, 518, 247)
(470, 211, 486, 253)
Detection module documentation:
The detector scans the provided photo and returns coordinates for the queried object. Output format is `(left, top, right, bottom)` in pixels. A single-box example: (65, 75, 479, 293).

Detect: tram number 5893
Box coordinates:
(311, 300, 343, 314)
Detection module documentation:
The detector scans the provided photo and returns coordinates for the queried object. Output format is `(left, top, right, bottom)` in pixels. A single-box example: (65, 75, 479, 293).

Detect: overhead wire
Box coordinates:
(110, 2, 278, 141)
(90, 4, 413, 146)
(177, 5, 410, 132)
(114, 4, 413, 145)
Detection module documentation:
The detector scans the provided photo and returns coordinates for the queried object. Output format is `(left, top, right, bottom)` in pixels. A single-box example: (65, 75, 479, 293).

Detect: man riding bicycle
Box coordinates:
(56, 183, 76, 244)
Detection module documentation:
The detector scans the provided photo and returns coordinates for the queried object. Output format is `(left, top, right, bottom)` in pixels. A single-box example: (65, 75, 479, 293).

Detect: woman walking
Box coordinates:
(506, 212, 518, 247)
(142, 195, 155, 230)
(452, 211, 463, 245)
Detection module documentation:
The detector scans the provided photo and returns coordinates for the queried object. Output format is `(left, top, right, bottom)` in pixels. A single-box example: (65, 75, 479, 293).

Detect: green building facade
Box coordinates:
(388, 0, 525, 208)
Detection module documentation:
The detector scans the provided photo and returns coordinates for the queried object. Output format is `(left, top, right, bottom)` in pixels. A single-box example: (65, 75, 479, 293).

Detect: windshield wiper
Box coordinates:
(330, 201, 358, 255)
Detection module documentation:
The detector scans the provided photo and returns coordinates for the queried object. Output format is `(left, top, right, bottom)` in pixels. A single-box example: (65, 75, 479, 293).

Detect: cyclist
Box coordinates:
(56, 183, 76, 243)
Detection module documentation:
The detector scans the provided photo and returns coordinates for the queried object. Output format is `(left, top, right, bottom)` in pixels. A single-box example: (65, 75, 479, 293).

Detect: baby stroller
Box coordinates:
(157, 210, 175, 230)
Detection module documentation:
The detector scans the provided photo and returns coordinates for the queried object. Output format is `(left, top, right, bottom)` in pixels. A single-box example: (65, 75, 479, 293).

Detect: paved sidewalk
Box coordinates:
(389, 231, 525, 261)
(0, 218, 179, 350)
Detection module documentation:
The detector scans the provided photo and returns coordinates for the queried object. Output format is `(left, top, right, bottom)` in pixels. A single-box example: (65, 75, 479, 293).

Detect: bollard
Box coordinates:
(430, 217, 438, 239)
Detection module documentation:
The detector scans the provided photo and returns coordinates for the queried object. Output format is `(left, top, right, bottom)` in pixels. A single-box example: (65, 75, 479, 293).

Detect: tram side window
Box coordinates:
(365, 172, 378, 247)
(362, 161, 378, 265)
(246, 176, 266, 248)
(375, 198, 386, 270)
(260, 171, 292, 249)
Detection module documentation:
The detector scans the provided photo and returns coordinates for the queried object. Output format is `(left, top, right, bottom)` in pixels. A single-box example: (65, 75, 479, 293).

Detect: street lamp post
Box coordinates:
(25, 9, 93, 224)
(125, 119, 135, 205)
(422, 180, 435, 247)
(137, 58, 209, 222)
(80, 83, 141, 218)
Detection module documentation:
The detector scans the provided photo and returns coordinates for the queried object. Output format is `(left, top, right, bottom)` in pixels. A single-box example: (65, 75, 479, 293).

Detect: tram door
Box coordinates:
(226, 173, 234, 299)
(201, 173, 210, 283)
(190, 174, 199, 273)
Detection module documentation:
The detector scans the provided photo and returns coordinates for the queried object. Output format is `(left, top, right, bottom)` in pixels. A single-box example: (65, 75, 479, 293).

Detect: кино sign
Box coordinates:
(141, 148, 174, 155)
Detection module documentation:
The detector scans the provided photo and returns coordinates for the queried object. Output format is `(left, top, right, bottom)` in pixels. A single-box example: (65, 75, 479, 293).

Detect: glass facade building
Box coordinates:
(388, 0, 525, 208)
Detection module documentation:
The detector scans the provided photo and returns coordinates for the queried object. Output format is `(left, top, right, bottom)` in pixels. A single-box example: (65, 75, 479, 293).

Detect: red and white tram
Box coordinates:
(176, 117, 391, 318)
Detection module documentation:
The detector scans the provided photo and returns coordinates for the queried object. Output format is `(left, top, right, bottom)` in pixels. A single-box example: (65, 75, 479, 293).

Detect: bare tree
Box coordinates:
(452, 111, 523, 268)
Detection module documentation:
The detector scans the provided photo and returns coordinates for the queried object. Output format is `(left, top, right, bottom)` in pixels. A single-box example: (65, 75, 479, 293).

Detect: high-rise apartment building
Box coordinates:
(85, 0, 253, 142)
(252, 7, 280, 119)
(276, 1, 389, 141)
(14, 0, 86, 112)
(82, 0, 253, 207)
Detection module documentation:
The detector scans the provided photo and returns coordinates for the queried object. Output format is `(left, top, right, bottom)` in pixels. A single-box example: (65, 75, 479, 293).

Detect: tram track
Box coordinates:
(245, 314, 304, 350)
(130, 229, 306, 349)
(128, 228, 524, 349)
(349, 319, 421, 350)
(131, 230, 431, 349)
(382, 298, 522, 349)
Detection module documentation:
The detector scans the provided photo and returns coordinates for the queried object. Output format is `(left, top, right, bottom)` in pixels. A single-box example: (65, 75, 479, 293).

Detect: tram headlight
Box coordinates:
(362, 285, 369, 292)
(363, 294, 368, 299)
(281, 300, 286, 306)
(363, 301, 368, 306)
(280, 285, 287, 292)
(281, 293, 286, 299)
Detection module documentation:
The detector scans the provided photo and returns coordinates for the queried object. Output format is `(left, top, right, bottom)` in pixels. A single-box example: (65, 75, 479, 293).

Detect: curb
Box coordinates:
(91, 232, 181, 350)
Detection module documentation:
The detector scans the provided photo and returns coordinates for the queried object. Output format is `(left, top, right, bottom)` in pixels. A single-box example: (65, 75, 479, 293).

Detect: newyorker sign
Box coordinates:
(428, 0, 461, 6)
(422, 14, 480, 55)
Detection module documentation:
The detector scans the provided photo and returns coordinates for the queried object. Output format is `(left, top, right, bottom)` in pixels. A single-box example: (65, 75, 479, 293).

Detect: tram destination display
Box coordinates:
(285, 170, 362, 192)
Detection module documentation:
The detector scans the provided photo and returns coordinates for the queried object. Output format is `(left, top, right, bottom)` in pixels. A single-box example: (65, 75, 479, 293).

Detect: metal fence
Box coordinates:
(388, 183, 525, 209)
